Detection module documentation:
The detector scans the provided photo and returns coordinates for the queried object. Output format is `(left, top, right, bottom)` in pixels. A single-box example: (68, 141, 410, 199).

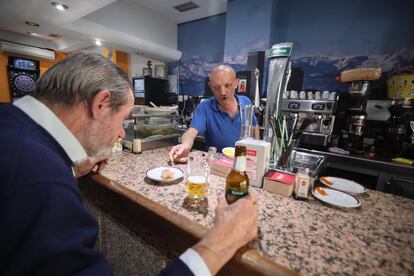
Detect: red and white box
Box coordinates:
(263, 170, 295, 197)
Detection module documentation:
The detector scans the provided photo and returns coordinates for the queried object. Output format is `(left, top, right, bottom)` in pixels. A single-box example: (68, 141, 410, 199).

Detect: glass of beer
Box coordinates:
(185, 152, 209, 203)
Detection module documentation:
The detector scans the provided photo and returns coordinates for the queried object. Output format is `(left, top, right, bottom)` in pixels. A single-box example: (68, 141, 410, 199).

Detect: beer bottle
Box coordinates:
(225, 145, 249, 204)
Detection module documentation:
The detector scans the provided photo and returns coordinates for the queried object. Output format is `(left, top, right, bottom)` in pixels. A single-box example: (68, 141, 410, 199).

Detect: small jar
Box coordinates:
(294, 167, 310, 200)
(368, 146, 376, 158)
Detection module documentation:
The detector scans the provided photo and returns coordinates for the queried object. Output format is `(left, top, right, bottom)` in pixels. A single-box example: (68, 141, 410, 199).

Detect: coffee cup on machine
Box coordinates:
(322, 91, 330, 100)
(299, 91, 306, 100)
(307, 91, 314, 100)
(329, 91, 337, 100)
(315, 91, 322, 100)
(290, 90, 298, 99)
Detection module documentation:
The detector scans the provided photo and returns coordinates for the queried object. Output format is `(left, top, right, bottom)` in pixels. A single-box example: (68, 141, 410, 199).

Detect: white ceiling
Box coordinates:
(0, 0, 227, 61)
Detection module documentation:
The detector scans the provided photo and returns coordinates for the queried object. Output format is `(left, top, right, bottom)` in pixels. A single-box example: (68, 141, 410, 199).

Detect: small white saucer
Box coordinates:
(146, 167, 184, 183)
(312, 187, 361, 208)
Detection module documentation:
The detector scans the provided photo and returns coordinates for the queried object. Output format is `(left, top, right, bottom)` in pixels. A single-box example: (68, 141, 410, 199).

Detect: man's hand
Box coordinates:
(74, 156, 109, 178)
(169, 143, 191, 163)
(193, 193, 258, 275)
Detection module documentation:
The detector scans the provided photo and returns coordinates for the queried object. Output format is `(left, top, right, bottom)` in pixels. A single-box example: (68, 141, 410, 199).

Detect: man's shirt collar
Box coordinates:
(13, 96, 87, 165)
(210, 95, 240, 112)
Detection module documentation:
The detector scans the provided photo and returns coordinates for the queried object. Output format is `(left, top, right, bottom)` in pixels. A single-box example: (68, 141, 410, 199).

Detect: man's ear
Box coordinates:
(90, 90, 111, 119)
(235, 78, 240, 89)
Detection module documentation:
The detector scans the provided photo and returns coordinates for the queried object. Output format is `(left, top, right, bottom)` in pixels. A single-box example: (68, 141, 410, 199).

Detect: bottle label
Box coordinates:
(233, 156, 246, 172)
(297, 177, 309, 198)
(226, 188, 248, 197)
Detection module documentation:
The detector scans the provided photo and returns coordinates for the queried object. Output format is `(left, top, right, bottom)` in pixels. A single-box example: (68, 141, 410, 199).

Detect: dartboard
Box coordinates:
(14, 74, 36, 92)
(7, 69, 39, 98)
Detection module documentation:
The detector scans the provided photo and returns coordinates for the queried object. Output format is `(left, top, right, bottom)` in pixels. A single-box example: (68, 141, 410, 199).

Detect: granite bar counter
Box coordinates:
(84, 147, 414, 275)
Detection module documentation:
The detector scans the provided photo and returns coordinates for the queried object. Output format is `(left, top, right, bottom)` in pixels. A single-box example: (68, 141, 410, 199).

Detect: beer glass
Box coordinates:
(185, 152, 209, 203)
(240, 105, 254, 139)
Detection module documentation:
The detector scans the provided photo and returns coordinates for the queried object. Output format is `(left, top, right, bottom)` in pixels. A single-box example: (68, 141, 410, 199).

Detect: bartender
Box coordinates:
(170, 64, 259, 163)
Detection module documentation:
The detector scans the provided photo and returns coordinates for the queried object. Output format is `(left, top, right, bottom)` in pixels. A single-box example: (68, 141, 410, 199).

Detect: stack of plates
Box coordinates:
(144, 107, 177, 115)
(312, 177, 367, 208)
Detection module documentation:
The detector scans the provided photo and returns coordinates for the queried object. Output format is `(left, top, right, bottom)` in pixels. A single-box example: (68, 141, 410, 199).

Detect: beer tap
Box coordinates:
(253, 68, 261, 112)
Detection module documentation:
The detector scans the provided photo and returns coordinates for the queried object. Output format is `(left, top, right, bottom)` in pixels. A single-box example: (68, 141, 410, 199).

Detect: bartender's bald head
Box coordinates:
(209, 65, 236, 80)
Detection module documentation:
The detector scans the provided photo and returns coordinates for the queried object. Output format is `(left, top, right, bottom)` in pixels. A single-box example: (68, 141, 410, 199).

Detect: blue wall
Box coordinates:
(169, 14, 226, 96)
(173, 0, 414, 95)
(224, 0, 273, 68)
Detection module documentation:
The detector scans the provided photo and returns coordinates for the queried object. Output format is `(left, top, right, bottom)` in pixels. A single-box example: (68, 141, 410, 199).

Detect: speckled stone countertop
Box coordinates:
(100, 148, 414, 275)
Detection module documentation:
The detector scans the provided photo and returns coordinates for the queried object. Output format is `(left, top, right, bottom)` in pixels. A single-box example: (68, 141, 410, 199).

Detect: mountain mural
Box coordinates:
(292, 47, 414, 91)
(169, 56, 219, 96)
(171, 47, 414, 96)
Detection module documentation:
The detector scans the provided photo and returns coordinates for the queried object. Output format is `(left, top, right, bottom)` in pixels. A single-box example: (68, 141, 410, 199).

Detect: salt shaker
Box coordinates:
(208, 146, 217, 163)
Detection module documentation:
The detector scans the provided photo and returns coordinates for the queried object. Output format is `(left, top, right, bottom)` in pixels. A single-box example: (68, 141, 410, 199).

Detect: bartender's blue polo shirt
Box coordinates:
(190, 95, 257, 151)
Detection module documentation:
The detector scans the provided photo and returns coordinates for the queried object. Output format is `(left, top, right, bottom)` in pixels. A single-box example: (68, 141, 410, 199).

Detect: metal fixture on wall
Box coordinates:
(263, 42, 294, 140)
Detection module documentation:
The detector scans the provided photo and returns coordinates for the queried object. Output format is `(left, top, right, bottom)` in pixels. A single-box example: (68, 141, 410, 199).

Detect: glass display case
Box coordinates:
(123, 107, 182, 153)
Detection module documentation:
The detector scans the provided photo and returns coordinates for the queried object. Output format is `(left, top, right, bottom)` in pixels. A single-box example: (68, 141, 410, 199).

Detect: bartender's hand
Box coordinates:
(74, 156, 109, 178)
(169, 143, 191, 163)
(193, 193, 258, 275)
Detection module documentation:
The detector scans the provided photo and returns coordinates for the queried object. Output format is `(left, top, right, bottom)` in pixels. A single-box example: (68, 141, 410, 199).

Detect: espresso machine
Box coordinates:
(382, 99, 414, 156)
(280, 90, 338, 149)
(338, 68, 382, 153)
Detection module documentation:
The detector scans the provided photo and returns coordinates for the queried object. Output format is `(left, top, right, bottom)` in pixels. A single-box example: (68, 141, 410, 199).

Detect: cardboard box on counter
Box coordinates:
(236, 139, 271, 188)
(210, 156, 233, 177)
(263, 170, 295, 197)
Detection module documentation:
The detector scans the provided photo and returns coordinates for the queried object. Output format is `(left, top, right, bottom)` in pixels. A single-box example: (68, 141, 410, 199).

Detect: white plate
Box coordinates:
(319, 176, 367, 194)
(146, 167, 184, 183)
(222, 147, 235, 159)
(312, 187, 361, 208)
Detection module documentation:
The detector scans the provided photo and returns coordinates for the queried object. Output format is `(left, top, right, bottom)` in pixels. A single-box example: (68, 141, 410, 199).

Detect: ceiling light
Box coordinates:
(25, 21, 40, 27)
(95, 40, 102, 46)
(27, 32, 41, 37)
(51, 2, 69, 11)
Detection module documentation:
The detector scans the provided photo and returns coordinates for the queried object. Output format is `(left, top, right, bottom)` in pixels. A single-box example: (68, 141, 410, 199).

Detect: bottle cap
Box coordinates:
(234, 145, 246, 156)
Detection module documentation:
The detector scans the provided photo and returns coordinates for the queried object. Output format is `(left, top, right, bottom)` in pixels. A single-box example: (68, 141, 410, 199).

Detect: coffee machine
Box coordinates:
(381, 68, 414, 157)
(338, 68, 382, 154)
(383, 99, 414, 156)
(280, 90, 338, 148)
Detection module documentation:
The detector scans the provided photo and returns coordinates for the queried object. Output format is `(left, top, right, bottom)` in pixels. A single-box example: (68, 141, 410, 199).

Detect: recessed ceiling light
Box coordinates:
(173, 1, 199, 12)
(95, 40, 102, 46)
(25, 21, 40, 27)
(51, 2, 69, 11)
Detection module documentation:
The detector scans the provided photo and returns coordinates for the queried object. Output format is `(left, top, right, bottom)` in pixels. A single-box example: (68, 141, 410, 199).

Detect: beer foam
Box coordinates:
(187, 175, 206, 184)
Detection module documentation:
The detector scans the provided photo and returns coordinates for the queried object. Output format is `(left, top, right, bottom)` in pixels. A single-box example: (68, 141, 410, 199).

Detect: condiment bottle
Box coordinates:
(294, 167, 310, 200)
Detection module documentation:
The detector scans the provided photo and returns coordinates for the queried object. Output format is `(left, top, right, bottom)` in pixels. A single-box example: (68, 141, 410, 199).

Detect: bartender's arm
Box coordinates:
(169, 128, 199, 163)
